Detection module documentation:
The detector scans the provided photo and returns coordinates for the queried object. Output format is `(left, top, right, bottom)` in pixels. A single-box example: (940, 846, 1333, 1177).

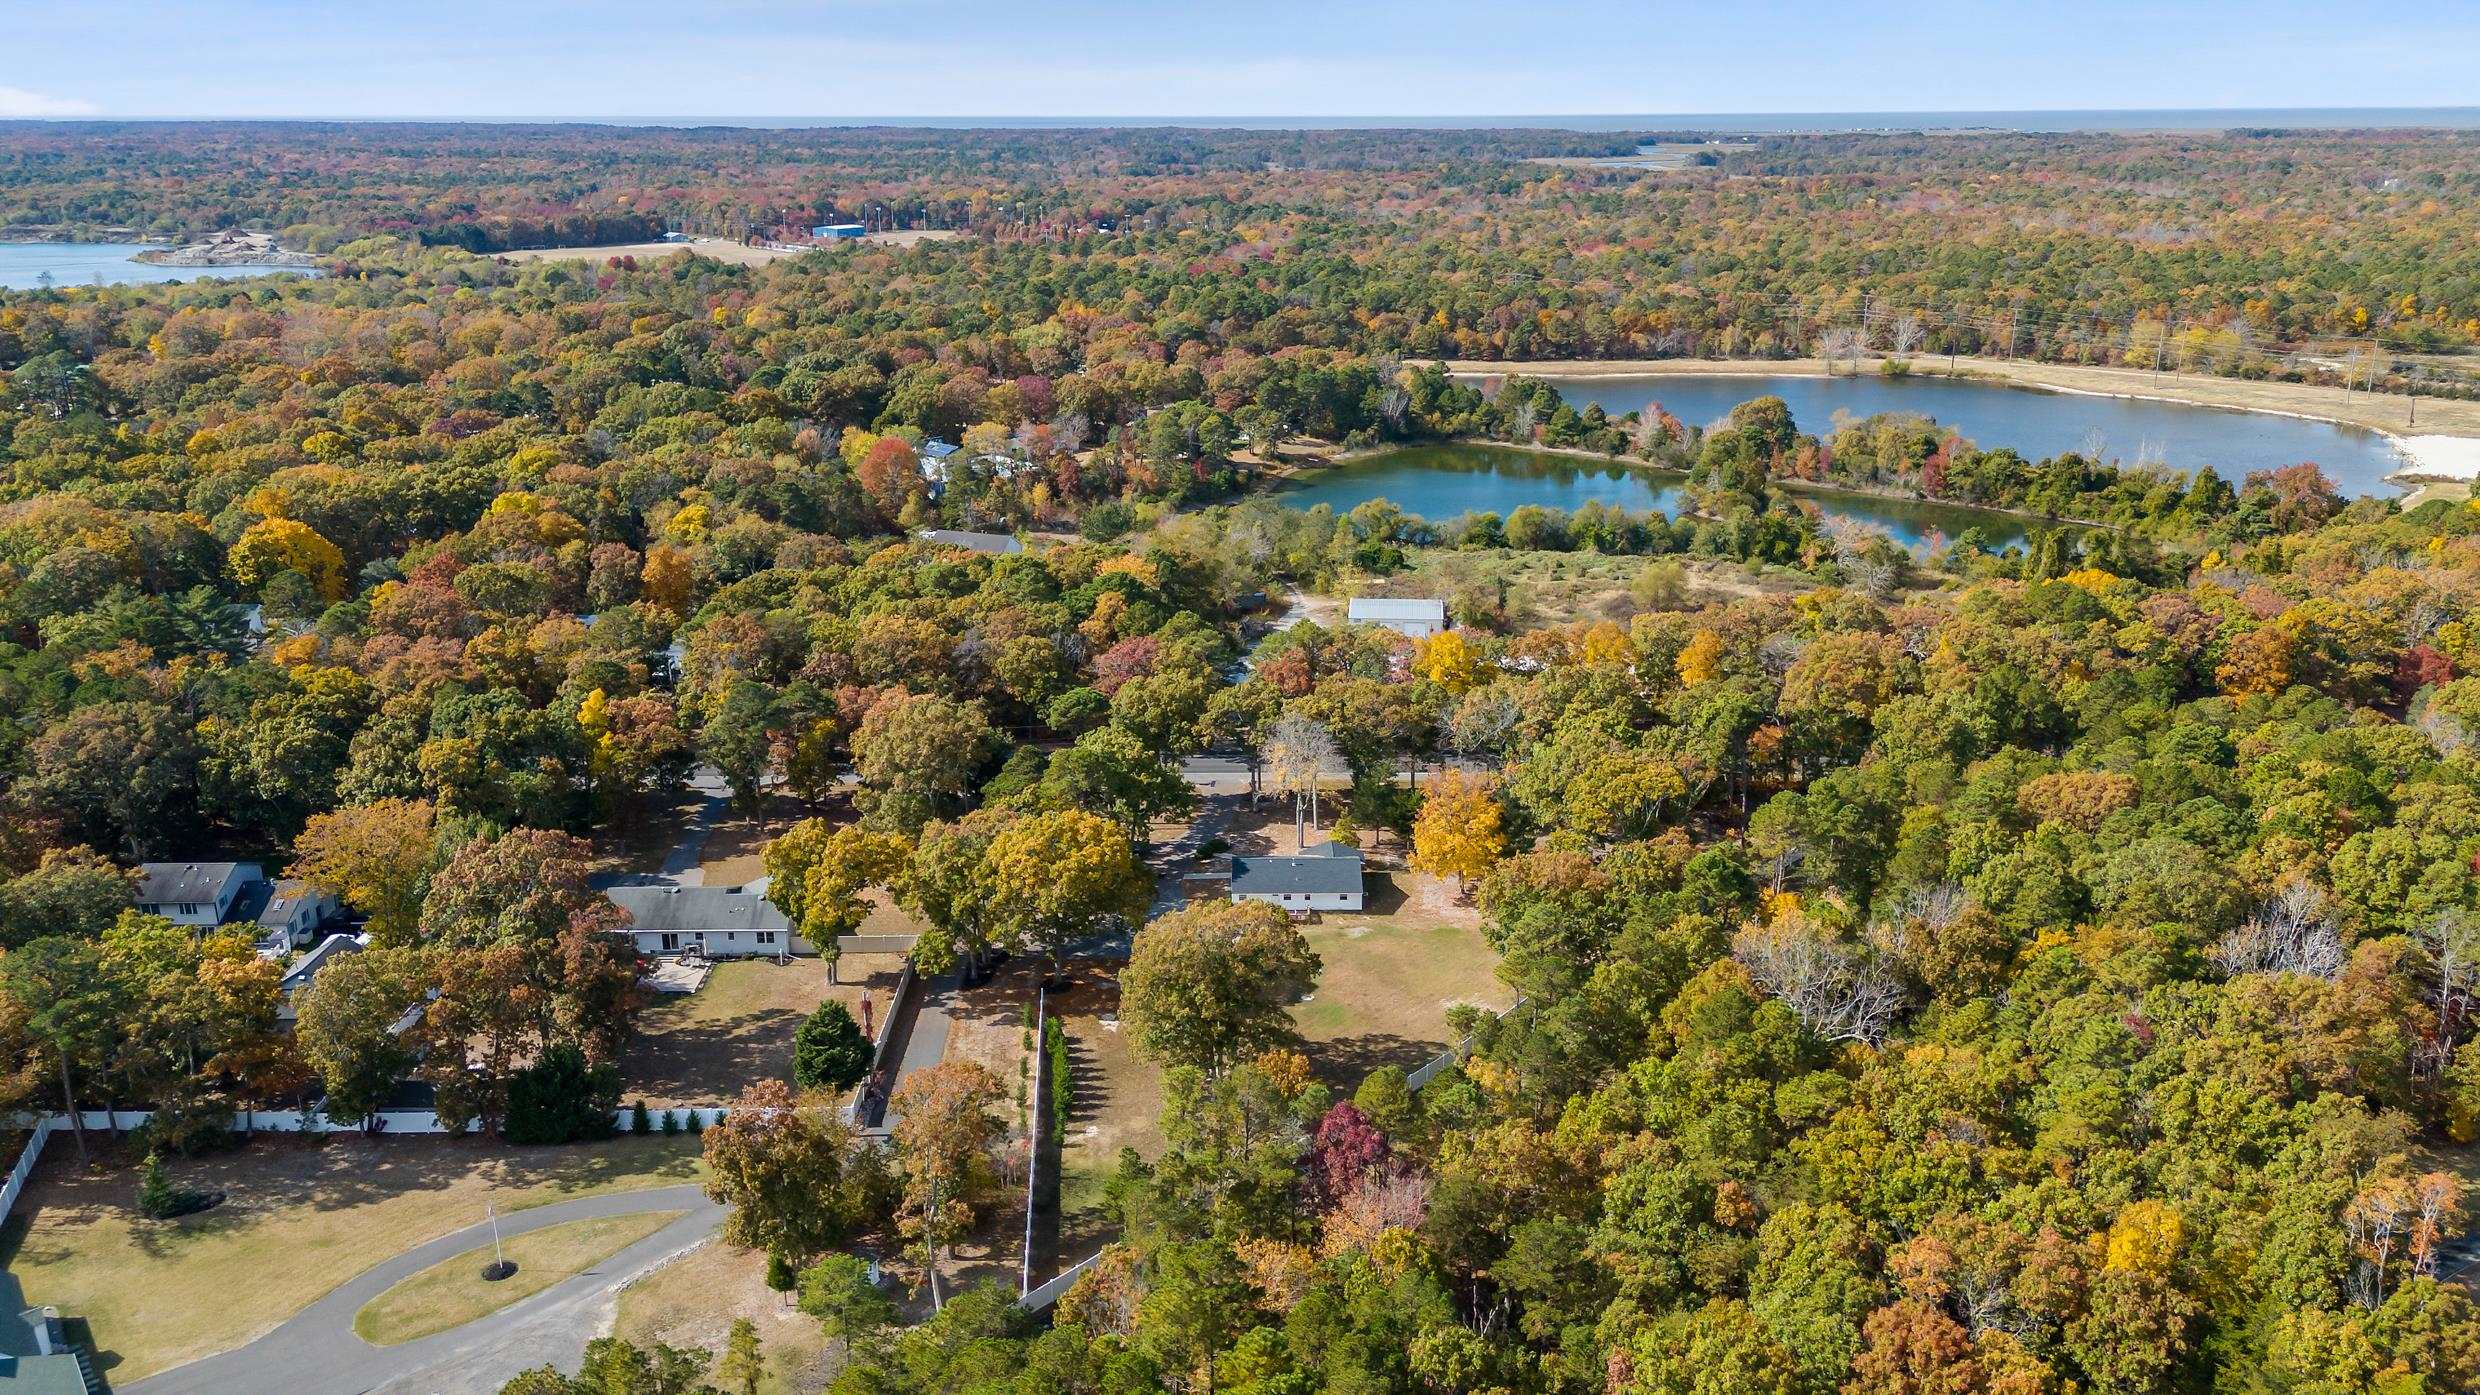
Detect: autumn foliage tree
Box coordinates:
(1410, 769, 1507, 891)
(1121, 899, 1321, 1077)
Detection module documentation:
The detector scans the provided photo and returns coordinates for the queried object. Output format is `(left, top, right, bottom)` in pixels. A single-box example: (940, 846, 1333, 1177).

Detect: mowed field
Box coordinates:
(0, 1134, 704, 1383)
(1290, 871, 1507, 1085)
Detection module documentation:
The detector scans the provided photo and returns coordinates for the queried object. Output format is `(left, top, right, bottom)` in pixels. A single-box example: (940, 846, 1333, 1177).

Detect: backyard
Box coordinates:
(1288, 871, 1504, 1084)
(625, 953, 910, 1108)
(0, 1132, 704, 1383)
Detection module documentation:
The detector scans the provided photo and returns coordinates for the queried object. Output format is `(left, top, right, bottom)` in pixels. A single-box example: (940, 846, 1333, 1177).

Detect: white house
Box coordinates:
(1228, 841, 1366, 914)
(136, 862, 266, 928)
(610, 884, 808, 959)
(917, 528, 1023, 555)
(256, 878, 340, 951)
(917, 439, 962, 498)
(1347, 597, 1449, 639)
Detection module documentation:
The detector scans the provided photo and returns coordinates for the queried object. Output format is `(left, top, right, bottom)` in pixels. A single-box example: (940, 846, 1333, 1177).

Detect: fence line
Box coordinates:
(1019, 1248, 1102, 1314)
(1405, 995, 1529, 1091)
(21, 1105, 728, 1138)
(1021, 982, 1046, 1297)
(0, 1120, 55, 1224)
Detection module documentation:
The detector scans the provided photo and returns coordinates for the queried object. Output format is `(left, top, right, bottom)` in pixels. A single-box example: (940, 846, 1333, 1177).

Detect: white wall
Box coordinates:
(630, 930, 811, 958)
(25, 1105, 728, 1138)
(1232, 890, 1363, 912)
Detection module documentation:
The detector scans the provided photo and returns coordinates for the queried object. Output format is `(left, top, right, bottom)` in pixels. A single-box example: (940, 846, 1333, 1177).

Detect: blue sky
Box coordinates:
(5, 1, 2477, 121)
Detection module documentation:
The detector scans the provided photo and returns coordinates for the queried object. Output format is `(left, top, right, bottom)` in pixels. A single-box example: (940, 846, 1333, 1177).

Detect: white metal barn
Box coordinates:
(1347, 597, 1449, 639)
(1228, 841, 1367, 913)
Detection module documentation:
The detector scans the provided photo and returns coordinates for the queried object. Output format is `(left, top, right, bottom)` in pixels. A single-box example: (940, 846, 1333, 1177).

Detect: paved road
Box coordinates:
(126, 1185, 722, 1395)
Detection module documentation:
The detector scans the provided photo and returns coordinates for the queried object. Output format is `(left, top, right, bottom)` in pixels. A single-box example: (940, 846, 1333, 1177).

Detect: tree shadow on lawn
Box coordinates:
(1305, 1032, 1433, 1091)
(625, 1006, 805, 1105)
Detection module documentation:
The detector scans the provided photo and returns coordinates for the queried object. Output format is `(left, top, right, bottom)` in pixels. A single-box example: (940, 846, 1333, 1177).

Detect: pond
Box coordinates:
(0, 243, 320, 291)
(1272, 443, 2045, 551)
(1475, 371, 2412, 499)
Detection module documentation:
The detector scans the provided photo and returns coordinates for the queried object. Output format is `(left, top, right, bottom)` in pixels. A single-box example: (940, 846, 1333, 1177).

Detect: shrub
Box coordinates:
(662, 1109, 681, 1135)
(630, 1099, 652, 1135)
(792, 1000, 872, 1091)
(503, 1044, 622, 1146)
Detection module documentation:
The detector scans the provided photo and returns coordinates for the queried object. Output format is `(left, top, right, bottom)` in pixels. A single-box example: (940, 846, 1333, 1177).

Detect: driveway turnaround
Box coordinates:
(125, 1184, 723, 1395)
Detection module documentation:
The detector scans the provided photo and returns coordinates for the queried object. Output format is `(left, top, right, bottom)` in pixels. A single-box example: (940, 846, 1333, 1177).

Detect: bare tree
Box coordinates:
(1891, 312, 1926, 357)
(1818, 324, 1865, 374)
(2414, 912, 2480, 1083)
(1822, 516, 1901, 598)
(1261, 714, 1341, 847)
(1732, 916, 1910, 1046)
(2209, 881, 2345, 981)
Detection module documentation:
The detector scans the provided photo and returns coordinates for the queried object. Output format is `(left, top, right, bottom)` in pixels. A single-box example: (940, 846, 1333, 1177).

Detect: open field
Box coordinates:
(626, 953, 909, 1107)
(353, 1210, 682, 1345)
(497, 237, 804, 267)
(498, 230, 966, 268)
(1291, 872, 1505, 1086)
(616, 1240, 835, 1395)
(1433, 354, 2480, 449)
(1395, 549, 1811, 629)
(0, 1133, 704, 1382)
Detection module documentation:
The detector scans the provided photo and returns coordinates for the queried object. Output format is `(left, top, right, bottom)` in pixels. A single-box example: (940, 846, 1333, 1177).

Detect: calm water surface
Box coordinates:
(0, 243, 320, 291)
(1276, 443, 2042, 551)
(1474, 372, 2412, 499)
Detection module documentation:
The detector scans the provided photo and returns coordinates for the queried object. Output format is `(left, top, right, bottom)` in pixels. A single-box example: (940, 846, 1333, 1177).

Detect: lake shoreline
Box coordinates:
(1428, 354, 2480, 483)
(1284, 437, 2107, 539)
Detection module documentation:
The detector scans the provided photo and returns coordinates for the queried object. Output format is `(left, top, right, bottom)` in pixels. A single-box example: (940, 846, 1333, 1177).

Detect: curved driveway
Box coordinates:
(125, 1184, 723, 1395)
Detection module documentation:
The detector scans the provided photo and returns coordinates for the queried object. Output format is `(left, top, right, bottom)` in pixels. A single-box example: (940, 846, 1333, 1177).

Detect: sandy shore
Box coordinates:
(2391, 435, 2480, 482)
(1434, 355, 2480, 448)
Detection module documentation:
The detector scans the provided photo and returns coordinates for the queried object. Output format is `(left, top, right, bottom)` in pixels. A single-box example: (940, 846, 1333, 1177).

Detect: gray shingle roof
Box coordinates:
(1230, 842, 1366, 896)
(610, 885, 792, 934)
(918, 529, 1023, 555)
(259, 878, 324, 927)
(135, 861, 259, 906)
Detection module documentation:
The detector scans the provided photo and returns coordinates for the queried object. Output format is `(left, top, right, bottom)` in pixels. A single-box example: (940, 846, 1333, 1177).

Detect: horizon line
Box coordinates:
(7, 104, 2480, 129)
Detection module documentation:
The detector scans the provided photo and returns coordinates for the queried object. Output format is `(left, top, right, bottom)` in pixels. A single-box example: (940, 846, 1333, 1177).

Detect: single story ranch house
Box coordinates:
(1228, 840, 1367, 914)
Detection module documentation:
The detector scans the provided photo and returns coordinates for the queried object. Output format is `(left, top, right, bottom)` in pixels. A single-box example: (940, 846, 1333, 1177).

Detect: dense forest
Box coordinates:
(1, 122, 2478, 1394)
(3, 122, 2477, 384)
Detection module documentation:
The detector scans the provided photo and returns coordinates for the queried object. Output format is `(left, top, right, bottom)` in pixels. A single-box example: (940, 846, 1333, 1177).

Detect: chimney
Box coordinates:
(21, 1305, 60, 1355)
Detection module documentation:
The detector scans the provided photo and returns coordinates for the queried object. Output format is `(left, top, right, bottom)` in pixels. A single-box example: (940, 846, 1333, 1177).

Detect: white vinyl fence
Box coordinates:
(0, 1120, 56, 1222)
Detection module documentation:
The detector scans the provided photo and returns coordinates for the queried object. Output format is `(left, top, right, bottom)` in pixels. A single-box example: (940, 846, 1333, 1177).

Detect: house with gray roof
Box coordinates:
(257, 878, 339, 951)
(609, 884, 806, 958)
(135, 862, 265, 928)
(1347, 596, 1449, 639)
(1229, 840, 1366, 913)
(917, 528, 1024, 555)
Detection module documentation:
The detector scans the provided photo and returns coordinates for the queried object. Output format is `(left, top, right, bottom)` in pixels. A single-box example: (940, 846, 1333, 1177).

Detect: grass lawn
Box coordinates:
(1047, 967, 1165, 1262)
(0, 1133, 704, 1383)
(626, 954, 907, 1107)
(616, 1240, 835, 1395)
(1290, 871, 1508, 1087)
(353, 1210, 683, 1345)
